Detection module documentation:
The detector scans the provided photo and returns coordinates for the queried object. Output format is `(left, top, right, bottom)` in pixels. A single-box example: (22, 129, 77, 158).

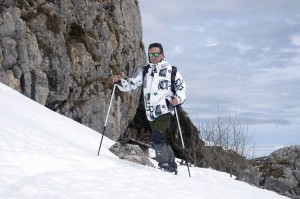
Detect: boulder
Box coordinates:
(109, 142, 154, 167)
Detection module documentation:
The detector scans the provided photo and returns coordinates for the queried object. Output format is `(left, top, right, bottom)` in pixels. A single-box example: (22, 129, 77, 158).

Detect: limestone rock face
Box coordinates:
(0, 0, 146, 140)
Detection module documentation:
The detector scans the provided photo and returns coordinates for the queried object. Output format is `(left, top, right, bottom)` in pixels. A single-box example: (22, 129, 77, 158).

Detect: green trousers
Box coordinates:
(149, 113, 171, 135)
(149, 113, 175, 164)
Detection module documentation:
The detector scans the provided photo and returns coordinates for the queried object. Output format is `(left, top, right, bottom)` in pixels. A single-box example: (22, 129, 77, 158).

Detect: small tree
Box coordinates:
(199, 104, 255, 158)
(198, 104, 255, 176)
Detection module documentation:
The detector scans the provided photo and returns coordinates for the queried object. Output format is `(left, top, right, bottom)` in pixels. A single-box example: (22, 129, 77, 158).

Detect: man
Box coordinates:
(113, 43, 187, 174)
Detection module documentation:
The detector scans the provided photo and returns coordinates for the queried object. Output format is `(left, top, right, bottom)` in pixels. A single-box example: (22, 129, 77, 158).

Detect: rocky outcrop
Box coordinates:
(0, 0, 146, 140)
(238, 145, 300, 199)
(109, 142, 154, 167)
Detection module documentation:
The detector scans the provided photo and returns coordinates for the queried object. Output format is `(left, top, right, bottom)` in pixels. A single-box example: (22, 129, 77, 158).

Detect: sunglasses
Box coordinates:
(148, 53, 161, 58)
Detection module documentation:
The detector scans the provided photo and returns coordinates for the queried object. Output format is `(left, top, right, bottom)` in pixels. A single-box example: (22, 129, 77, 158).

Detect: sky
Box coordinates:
(0, 83, 289, 199)
(139, 0, 300, 157)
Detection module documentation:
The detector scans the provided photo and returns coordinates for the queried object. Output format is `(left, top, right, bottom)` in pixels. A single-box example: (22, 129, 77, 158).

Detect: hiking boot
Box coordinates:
(168, 162, 178, 175)
(158, 162, 177, 175)
(158, 162, 169, 170)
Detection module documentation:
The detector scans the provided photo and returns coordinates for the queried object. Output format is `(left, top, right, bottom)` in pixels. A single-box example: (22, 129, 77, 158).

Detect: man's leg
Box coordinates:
(151, 130, 169, 163)
(149, 113, 177, 173)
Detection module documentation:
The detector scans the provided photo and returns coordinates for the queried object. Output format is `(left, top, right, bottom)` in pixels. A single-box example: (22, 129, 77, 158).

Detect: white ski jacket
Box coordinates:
(116, 60, 187, 121)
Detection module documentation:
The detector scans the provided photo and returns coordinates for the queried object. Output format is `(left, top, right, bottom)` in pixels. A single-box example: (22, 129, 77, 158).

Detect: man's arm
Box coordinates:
(112, 69, 144, 92)
(172, 71, 187, 106)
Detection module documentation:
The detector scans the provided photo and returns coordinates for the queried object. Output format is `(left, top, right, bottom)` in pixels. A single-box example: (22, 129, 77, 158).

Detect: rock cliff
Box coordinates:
(0, 0, 146, 140)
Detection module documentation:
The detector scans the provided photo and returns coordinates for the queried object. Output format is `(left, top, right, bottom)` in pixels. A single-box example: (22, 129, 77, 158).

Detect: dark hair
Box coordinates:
(148, 43, 164, 53)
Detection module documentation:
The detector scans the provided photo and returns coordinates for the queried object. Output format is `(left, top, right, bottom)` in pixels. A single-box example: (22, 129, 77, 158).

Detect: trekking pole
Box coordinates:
(174, 105, 191, 177)
(97, 83, 117, 156)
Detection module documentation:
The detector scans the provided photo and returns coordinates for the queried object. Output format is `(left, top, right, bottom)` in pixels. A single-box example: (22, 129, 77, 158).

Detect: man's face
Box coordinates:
(148, 47, 164, 64)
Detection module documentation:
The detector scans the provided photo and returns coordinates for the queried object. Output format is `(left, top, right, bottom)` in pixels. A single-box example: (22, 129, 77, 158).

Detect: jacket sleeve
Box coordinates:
(116, 68, 143, 92)
(174, 71, 187, 104)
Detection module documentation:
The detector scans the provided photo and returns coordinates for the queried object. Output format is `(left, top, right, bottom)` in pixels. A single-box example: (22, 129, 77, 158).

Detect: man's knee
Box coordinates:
(151, 130, 164, 145)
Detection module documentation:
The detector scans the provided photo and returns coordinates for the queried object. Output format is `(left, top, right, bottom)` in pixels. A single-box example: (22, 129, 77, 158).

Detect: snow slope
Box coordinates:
(0, 83, 289, 199)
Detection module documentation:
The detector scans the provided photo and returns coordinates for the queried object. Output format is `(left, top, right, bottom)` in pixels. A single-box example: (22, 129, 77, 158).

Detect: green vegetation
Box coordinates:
(260, 160, 285, 178)
(277, 158, 289, 165)
(267, 168, 284, 178)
